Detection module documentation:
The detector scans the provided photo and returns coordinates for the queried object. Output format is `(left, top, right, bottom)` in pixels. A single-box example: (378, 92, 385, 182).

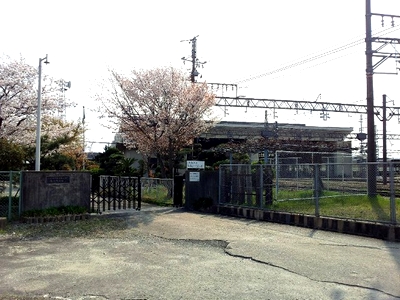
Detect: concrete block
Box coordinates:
(272, 212, 280, 222)
(294, 214, 300, 226)
(331, 219, 338, 231)
(349, 221, 356, 233)
(315, 217, 322, 229)
(0, 217, 7, 229)
(388, 226, 396, 242)
(299, 215, 304, 226)
(285, 213, 291, 224)
(343, 220, 351, 233)
(215, 206, 400, 242)
(395, 226, 400, 241)
(337, 220, 344, 233)
(255, 210, 262, 221)
(238, 208, 244, 217)
(305, 216, 314, 228)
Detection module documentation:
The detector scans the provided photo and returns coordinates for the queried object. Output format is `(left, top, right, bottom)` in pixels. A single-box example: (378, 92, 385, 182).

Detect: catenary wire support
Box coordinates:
(366, 1, 400, 195)
(181, 36, 206, 83)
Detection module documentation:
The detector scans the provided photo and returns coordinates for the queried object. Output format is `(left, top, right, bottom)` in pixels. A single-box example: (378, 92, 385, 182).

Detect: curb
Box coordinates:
(216, 205, 400, 242)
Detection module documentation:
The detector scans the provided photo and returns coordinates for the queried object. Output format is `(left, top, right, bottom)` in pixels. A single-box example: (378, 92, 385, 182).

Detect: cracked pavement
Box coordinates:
(1, 204, 400, 300)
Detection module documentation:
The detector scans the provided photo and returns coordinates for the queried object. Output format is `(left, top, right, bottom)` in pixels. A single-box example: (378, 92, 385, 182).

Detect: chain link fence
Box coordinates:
(219, 162, 399, 224)
(219, 164, 274, 208)
(0, 171, 22, 220)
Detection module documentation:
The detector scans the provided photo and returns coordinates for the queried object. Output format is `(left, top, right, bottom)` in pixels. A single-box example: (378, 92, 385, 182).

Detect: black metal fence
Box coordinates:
(91, 175, 141, 213)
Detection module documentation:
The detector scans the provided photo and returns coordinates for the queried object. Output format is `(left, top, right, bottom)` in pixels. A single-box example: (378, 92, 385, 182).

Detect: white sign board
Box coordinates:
(189, 172, 200, 182)
(187, 160, 205, 169)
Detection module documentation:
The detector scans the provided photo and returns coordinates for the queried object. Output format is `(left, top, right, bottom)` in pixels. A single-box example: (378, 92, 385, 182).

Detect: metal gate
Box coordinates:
(219, 164, 274, 208)
(0, 171, 22, 220)
(91, 175, 141, 213)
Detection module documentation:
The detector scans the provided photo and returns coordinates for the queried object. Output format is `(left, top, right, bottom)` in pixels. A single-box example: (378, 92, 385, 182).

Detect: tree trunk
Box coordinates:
(157, 153, 167, 178)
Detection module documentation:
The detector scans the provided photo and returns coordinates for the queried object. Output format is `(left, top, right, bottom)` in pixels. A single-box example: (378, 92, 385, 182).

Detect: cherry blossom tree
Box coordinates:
(0, 56, 77, 144)
(0, 56, 84, 169)
(97, 67, 216, 178)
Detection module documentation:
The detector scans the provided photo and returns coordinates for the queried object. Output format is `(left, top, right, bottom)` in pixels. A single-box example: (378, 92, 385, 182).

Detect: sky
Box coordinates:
(2, 0, 400, 155)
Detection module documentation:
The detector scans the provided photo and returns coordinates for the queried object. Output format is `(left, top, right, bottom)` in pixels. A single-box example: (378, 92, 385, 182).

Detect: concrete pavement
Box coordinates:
(0, 204, 399, 299)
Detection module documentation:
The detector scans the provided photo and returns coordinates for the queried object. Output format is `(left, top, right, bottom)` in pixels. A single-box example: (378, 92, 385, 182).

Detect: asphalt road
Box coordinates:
(1, 204, 400, 300)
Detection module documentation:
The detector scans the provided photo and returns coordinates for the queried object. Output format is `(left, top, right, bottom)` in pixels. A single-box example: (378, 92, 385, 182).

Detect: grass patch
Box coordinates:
(277, 189, 314, 200)
(141, 185, 178, 206)
(142, 196, 173, 206)
(21, 205, 88, 218)
(1, 217, 129, 240)
(267, 194, 399, 222)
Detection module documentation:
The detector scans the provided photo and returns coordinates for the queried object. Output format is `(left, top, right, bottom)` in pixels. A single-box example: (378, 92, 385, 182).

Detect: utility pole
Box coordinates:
(365, 0, 400, 195)
(365, 0, 376, 195)
(382, 94, 387, 185)
(82, 106, 86, 170)
(376, 94, 396, 185)
(181, 36, 206, 83)
(35, 54, 49, 171)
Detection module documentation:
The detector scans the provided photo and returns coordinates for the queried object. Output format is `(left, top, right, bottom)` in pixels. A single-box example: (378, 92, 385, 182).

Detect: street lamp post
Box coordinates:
(35, 54, 49, 171)
(82, 106, 86, 170)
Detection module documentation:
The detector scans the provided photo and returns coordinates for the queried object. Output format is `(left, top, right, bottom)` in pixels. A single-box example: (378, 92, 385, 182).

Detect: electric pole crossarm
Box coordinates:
(373, 53, 397, 57)
(215, 96, 400, 115)
(372, 37, 400, 44)
(371, 13, 400, 19)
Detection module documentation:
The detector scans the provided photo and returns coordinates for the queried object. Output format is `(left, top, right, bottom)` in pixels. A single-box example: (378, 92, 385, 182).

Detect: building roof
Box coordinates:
(201, 121, 353, 142)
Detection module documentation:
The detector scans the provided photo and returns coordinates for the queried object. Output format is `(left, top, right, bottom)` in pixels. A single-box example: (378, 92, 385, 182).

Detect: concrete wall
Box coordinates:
(21, 171, 91, 212)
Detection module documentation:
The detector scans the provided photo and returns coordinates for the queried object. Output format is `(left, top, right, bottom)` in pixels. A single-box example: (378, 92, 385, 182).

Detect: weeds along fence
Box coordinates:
(141, 177, 174, 203)
(219, 162, 399, 224)
(0, 171, 22, 220)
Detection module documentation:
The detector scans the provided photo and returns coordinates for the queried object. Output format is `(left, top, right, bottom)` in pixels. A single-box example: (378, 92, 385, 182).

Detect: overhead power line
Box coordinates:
(214, 96, 400, 118)
(235, 25, 399, 84)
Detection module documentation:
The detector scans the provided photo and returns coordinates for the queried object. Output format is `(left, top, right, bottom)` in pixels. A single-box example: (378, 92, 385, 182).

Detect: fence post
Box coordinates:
(389, 162, 396, 224)
(265, 165, 273, 205)
(112, 177, 117, 210)
(275, 155, 279, 201)
(118, 176, 122, 210)
(104, 177, 108, 211)
(137, 176, 141, 210)
(313, 164, 320, 218)
(259, 165, 263, 209)
(218, 167, 222, 205)
(19, 171, 22, 217)
(173, 175, 183, 207)
(8, 171, 12, 220)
